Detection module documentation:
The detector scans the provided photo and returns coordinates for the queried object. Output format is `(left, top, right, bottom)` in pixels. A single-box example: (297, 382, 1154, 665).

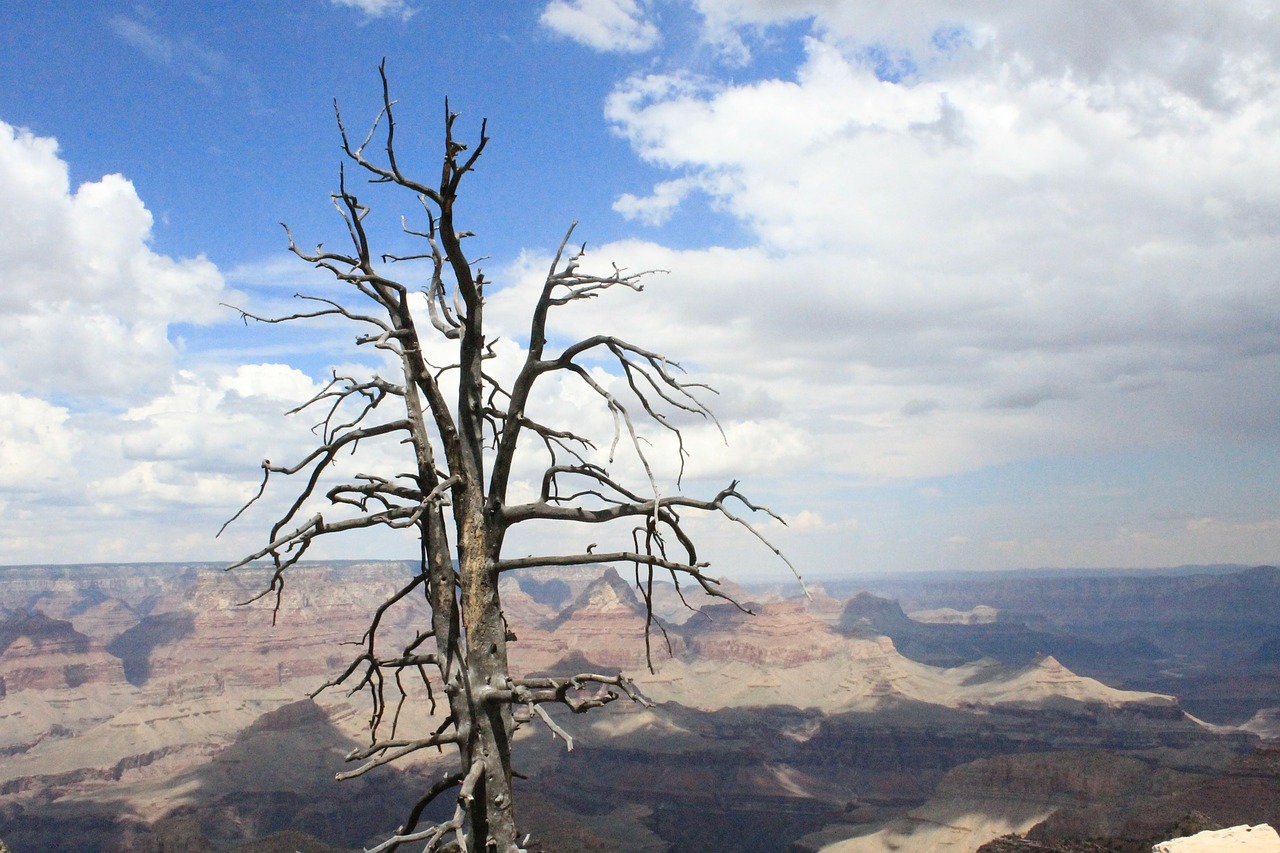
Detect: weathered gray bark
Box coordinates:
(223, 64, 800, 853)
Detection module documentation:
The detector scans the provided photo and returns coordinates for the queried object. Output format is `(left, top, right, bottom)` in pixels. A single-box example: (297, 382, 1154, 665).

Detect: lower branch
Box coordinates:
(365, 760, 486, 853)
(529, 704, 574, 751)
(502, 672, 654, 753)
(337, 729, 460, 780)
(494, 550, 708, 576)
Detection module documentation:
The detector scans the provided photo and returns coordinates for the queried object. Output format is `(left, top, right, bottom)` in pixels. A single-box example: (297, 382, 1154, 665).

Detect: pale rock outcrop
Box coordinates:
(1153, 823, 1280, 852)
(909, 604, 1000, 624)
(0, 634, 127, 691)
(65, 597, 141, 645)
(800, 584, 849, 624)
(1240, 707, 1280, 740)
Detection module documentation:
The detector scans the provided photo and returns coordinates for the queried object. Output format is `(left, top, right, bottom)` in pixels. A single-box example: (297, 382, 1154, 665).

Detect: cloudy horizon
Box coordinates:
(2, 1, 1278, 578)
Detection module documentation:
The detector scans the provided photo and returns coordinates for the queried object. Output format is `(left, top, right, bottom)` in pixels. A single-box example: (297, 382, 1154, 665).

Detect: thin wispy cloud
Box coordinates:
(108, 14, 230, 89)
(328, 0, 416, 22)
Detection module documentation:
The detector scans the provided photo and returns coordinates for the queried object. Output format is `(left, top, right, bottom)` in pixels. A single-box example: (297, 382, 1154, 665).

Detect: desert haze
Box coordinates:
(1, 562, 1278, 852)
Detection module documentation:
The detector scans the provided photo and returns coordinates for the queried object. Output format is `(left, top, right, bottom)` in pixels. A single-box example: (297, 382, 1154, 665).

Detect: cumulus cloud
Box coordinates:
(0, 122, 229, 404)
(690, 0, 1280, 104)
(0, 395, 80, 490)
(0, 127, 317, 563)
(540, 0, 660, 53)
(10, 1, 1280, 572)
(75, 365, 329, 531)
(613, 177, 700, 225)
(117, 365, 323, 473)
(0, 360, 405, 563)
(584, 13, 1280, 488)
(786, 510, 859, 533)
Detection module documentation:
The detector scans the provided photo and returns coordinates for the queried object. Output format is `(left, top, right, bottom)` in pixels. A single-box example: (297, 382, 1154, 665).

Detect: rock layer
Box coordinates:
(0, 561, 1274, 853)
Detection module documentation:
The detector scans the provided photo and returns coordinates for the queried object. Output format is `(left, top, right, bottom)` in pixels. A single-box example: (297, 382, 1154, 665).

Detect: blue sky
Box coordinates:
(2, 0, 1279, 578)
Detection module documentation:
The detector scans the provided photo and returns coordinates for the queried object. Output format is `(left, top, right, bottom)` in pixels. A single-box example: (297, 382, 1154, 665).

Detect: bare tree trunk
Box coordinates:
(222, 62, 804, 853)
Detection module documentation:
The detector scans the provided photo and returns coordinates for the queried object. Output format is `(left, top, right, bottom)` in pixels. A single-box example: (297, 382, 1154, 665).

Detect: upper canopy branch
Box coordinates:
(288, 372, 404, 445)
(489, 230, 666, 499)
(500, 477, 808, 597)
(335, 61, 442, 205)
(491, 331, 720, 503)
(261, 419, 412, 542)
(333, 59, 488, 316)
(224, 292, 394, 336)
(282, 219, 418, 323)
(504, 474, 745, 526)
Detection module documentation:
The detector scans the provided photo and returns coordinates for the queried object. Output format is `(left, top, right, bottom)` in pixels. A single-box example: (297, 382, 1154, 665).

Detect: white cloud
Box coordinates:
(459, 4, 1280, 573)
(585, 20, 1280, 488)
(0, 394, 80, 490)
(89, 461, 250, 510)
(328, 0, 416, 20)
(690, 1, 1280, 104)
(614, 177, 700, 225)
(0, 125, 373, 562)
(786, 509, 859, 532)
(1187, 516, 1280, 535)
(0, 360, 414, 563)
(541, 0, 661, 53)
(117, 365, 323, 473)
(109, 15, 176, 65)
(0, 122, 229, 405)
(108, 14, 249, 91)
(9, 2, 1280, 573)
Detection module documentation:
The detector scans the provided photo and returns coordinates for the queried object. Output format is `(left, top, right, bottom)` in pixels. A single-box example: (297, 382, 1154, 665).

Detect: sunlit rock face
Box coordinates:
(510, 567, 685, 671)
(681, 600, 846, 667)
(1153, 823, 1280, 852)
(118, 562, 433, 692)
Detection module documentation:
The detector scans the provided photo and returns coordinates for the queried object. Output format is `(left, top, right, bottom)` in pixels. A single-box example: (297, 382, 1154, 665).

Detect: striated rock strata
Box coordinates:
(0, 610, 126, 693)
(1, 561, 1274, 853)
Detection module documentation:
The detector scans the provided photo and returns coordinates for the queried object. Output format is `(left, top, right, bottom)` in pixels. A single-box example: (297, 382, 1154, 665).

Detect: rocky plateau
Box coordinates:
(0, 561, 1276, 852)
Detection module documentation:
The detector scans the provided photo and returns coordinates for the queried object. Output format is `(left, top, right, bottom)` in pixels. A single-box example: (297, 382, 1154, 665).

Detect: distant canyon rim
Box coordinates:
(1, 561, 1277, 852)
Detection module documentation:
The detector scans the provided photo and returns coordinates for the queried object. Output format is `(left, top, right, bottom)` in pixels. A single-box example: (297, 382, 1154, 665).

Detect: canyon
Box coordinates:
(0, 562, 1277, 852)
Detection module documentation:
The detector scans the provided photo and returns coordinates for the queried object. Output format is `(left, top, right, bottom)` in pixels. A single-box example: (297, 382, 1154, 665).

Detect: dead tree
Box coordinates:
(223, 64, 797, 853)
